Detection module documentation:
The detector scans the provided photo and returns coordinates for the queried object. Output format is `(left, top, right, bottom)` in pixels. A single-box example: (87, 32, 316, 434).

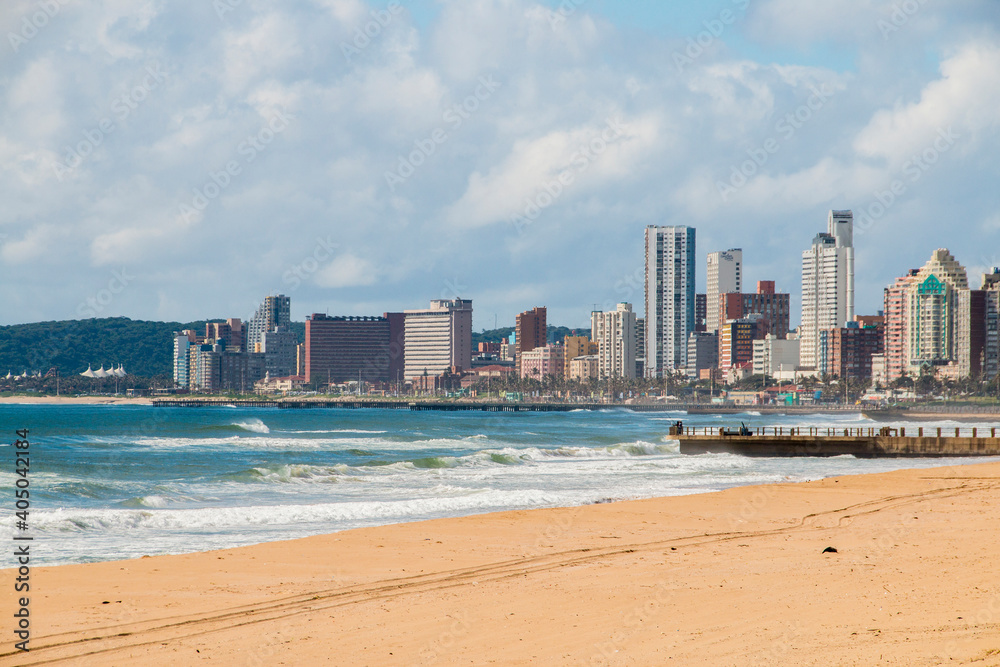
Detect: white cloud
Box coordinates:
(222, 13, 304, 94)
(0, 0, 999, 328)
(853, 42, 1000, 167)
(747, 0, 881, 46)
(315, 254, 378, 288)
(314, 0, 369, 26)
(444, 114, 661, 229)
(0, 224, 60, 264)
(8, 58, 64, 143)
(94, 0, 158, 59)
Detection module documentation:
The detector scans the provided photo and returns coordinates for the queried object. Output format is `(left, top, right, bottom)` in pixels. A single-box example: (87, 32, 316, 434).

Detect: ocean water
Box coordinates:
(2, 405, 997, 566)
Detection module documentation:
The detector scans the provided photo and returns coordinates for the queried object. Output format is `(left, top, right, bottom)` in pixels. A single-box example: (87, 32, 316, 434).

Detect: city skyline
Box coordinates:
(2, 2, 1000, 331)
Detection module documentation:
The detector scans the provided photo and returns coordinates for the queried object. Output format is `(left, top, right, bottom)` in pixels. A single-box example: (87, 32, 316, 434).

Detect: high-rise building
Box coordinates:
(304, 314, 401, 385)
(983, 269, 1000, 380)
(247, 295, 291, 354)
(907, 249, 979, 379)
(403, 299, 473, 380)
(591, 303, 637, 379)
(718, 280, 791, 347)
(568, 355, 599, 381)
(192, 344, 221, 391)
(563, 335, 597, 379)
(173, 334, 192, 389)
(753, 334, 800, 378)
(694, 295, 707, 333)
(519, 344, 564, 380)
(205, 319, 244, 351)
(227, 318, 245, 352)
(384, 312, 406, 382)
(706, 249, 741, 333)
(820, 322, 884, 380)
(883, 249, 981, 381)
(719, 316, 761, 371)
(883, 270, 919, 382)
(205, 322, 232, 347)
(219, 351, 266, 393)
(515, 307, 547, 376)
(645, 225, 696, 376)
(801, 211, 855, 369)
(635, 317, 646, 377)
(262, 326, 298, 378)
(686, 331, 719, 380)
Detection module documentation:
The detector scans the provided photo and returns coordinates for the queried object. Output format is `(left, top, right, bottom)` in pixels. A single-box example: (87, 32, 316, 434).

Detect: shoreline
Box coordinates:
(0, 395, 153, 405)
(5, 394, 1000, 422)
(9, 461, 1000, 665)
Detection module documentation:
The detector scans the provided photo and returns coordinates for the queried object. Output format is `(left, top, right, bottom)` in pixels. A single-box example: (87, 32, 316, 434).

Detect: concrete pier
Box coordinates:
(676, 425, 1000, 458)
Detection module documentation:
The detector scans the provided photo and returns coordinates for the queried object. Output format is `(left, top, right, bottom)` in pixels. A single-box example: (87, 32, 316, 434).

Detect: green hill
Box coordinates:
(0, 318, 208, 378)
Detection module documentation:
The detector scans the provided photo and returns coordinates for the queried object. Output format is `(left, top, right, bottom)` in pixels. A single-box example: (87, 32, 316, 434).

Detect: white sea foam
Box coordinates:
(232, 418, 270, 434)
(280, 429, 389, 435)
(32, 489, 564, 533)
(136, 495, 169, 508)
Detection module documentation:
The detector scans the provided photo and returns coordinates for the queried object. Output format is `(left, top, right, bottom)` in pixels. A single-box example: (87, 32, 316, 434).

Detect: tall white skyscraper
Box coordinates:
(800, 210, 855, 369)
(706, 249, 742, 334)
(591, 303, 637, 379)
(645, 225, 696, 377)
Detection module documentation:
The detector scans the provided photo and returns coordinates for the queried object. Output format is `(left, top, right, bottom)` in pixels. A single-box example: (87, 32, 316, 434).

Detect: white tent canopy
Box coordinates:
(81, 364, 127, 378)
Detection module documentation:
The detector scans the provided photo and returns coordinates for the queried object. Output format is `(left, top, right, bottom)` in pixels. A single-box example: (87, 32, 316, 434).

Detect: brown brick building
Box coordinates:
(821, 323, 884, 380)
(304, 313, 405, 385)
(515, 307, 547, 376)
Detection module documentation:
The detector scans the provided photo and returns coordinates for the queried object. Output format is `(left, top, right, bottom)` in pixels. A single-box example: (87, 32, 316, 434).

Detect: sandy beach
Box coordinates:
(5, 461, 1000, 666)
(0, 396, 152, 406)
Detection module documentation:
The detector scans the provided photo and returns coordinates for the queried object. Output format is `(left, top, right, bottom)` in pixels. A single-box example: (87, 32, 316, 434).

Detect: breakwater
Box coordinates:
(677, 425, 1000, 458)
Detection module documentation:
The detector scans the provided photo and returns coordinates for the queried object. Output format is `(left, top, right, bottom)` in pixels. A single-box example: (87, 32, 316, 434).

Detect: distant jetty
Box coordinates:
(863, 406, 1000, 422)
(150, 398, 864, 413)
(675, 423, 1000, 458)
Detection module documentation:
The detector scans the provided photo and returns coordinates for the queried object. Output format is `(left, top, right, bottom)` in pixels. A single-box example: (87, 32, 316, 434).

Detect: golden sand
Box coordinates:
(4, 462, 1000, 666)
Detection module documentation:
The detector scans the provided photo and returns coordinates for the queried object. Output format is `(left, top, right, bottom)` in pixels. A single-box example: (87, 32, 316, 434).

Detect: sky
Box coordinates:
(2, 0, 999, 331)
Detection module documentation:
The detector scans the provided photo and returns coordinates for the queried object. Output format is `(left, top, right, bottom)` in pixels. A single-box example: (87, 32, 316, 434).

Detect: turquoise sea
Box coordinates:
(2, 404, 996, 565)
